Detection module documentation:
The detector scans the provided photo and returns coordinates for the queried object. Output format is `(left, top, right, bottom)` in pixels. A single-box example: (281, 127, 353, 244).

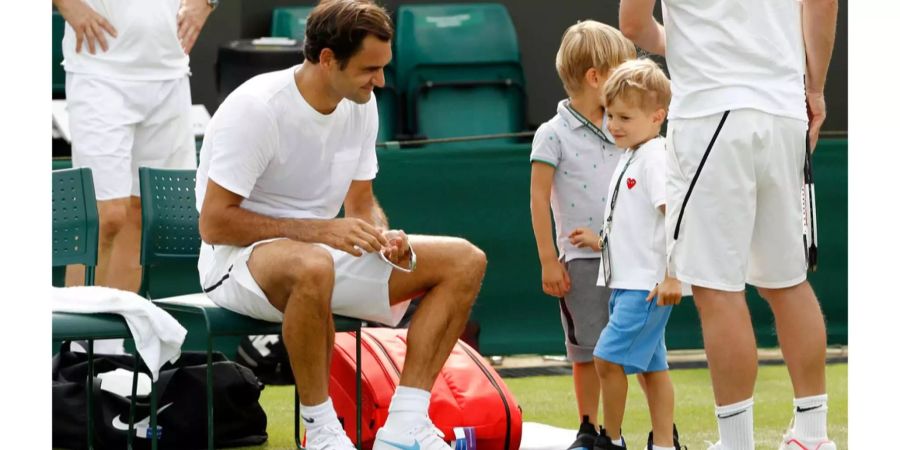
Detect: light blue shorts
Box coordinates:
(593, 289, 672, 375)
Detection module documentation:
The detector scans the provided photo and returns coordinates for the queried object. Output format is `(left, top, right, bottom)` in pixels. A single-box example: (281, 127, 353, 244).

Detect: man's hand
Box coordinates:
(380, 229, 410, 265)
(569, 227, 602, 252)
(177, 0, 213, 54)
(316, 218, 388, 257)
(541, 258, 571, 298)
(647, 275, 682, 306)
(806, 91, 827, 153)
(55, 0, 118, 54)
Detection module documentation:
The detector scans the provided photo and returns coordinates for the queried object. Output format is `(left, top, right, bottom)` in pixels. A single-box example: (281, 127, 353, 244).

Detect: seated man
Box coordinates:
(195, 1, 486, 449)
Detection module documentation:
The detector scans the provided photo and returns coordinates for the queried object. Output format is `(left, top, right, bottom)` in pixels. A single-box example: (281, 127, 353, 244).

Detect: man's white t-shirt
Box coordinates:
(600, 137, 669, 291)
(661, 0, 807, 121)
(195, 65, 379, 221)
(62, 0, 189, 80)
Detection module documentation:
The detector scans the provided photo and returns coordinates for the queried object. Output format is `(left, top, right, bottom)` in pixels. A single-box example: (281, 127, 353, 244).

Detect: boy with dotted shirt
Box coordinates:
(529, 20, 636, 450)
(570, 59, 685, 450)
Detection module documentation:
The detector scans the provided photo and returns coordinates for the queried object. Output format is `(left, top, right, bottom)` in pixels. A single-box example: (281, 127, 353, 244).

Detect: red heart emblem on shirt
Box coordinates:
(626, 178, 636, 189)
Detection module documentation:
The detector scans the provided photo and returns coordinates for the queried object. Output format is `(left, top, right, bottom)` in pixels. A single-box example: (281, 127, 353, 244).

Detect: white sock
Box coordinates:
(300, 398, 340, 433)
(611, 437, 624, 446)
(383, 386, 431, 430)
(793, 394, 829, 441)
(653, 446, 676, 450)
(715, 398, 754, 450)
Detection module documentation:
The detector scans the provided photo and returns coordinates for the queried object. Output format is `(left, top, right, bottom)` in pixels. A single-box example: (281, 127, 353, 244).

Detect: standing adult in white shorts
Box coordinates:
(196, 2, 486, 450)
(55, 0, 213, 295)
(620, 1, 838, 449)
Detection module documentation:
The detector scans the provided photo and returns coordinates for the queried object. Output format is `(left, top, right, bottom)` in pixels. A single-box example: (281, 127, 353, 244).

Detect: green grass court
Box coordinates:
(236, 363, 847, 449)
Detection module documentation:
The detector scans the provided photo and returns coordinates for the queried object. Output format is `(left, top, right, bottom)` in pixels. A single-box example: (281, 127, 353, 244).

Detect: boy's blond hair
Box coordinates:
(603, 58, 672, 111)
(555, 20, 636, 95)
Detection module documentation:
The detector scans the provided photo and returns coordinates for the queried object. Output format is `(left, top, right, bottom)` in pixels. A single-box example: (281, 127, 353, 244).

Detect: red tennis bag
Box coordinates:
(329, 328, 523, 450)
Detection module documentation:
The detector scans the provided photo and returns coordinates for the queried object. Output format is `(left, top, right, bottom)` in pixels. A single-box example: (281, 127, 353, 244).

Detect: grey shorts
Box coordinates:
(559, 258, 612, 363)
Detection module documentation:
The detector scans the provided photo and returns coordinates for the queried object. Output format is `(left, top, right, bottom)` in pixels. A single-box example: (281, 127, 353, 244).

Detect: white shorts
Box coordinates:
(197, 239, 411, 325)
(665, 109, 808, 292)
(66, 73, 196, 200)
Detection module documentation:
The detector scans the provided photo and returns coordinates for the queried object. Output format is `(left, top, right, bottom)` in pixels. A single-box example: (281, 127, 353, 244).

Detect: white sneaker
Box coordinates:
(778, 429, 836, 450)
(306, 422, 356, 450)
(373, 418, 451, 450)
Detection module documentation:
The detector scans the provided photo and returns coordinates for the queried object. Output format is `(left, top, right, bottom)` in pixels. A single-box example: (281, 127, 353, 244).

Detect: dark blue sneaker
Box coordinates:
(646, 423, 685, 450)
(593, 426, 626, 450)
(567, 416, 599, 450)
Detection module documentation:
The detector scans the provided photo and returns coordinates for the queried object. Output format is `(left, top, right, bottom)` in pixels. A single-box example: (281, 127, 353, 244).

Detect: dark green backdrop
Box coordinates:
(373, 139, 848, 355)
(51, 139, 847, 356)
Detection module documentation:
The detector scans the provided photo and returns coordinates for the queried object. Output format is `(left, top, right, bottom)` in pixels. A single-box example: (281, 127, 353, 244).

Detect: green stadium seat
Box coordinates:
(138, 167, 363, 450)
(375, 66, 398, 142)
(394, 3, 527, 141)
(271, 6, 315, 41)
(52, 11, 66, 98)
(52, 168, 160, 449)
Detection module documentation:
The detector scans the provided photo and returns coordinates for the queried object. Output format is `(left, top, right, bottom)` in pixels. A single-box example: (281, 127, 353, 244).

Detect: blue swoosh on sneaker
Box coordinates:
(377, 439, 421, 450)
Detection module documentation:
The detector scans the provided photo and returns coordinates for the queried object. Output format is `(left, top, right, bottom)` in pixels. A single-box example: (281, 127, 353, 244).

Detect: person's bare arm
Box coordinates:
(343, 180, 388, 229)
(177, 0, 213, 53)
(198, 179, 387, 256)
(530, 163, 571, 298)
(53, 0, 118, 54)
(619, 0, 666, 56)
(343, 179, 413, 263)
(802, 0, 838, 152)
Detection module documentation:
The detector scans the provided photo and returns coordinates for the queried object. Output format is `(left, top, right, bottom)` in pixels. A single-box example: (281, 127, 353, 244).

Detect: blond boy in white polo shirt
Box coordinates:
(529, 20, 636, 450)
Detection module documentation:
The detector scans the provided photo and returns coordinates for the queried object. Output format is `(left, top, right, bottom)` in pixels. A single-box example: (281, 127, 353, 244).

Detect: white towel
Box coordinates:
(52, 286, 187, 381)
(520, 422, 579, 450)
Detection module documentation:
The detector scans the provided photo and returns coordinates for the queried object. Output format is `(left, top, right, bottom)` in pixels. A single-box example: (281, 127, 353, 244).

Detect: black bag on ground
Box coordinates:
(52, 344, 268, 449)
(234, 334, 295, 385)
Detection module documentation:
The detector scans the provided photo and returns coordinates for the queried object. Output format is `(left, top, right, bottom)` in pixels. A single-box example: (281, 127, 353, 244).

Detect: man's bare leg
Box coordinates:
(88, 197, 142, 291)
(247, 240, 336, 406)
(758, 281, 827, 397)
(386, 235, 487, 389)
(693, 286, 757, 404)
(573, 361, 601, 425)
(693, 285, 757, 450)
(105, 197, 143, 291)
(759, 281, 831, 444)
(372, 235, 485, 448)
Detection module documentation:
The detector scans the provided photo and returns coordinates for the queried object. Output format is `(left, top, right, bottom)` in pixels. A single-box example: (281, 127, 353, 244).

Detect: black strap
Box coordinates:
(599, 150, 638, 286)
(558, 297, 579, 345)
(203, 264, 234, 293)
(564, 101, 615, 146)
(672, 110, 730, 240)
(604, 150, 639, 229)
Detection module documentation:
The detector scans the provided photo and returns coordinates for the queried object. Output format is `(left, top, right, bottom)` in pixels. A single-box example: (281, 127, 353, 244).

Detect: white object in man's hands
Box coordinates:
(379, 241, 417, 273)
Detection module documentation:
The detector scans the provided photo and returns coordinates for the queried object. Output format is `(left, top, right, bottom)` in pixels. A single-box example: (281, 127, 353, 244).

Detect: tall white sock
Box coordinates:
(300, 398, 341, 433)
(383, 386, 431, 430)
(793, 394, 828, 441)
(715, 398, 754, 450)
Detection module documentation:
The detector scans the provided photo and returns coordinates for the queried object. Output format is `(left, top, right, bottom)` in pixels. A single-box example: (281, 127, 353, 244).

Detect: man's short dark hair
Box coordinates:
(304, 0, 394, 69)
